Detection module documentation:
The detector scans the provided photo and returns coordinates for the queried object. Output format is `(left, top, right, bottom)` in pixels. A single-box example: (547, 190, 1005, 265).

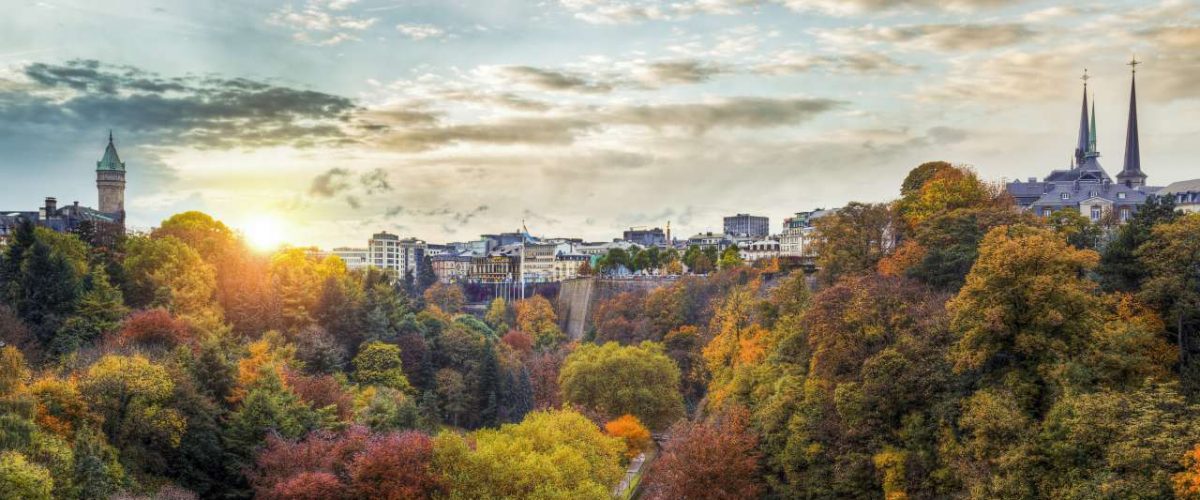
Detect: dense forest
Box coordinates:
(2, 161, 1200, 499)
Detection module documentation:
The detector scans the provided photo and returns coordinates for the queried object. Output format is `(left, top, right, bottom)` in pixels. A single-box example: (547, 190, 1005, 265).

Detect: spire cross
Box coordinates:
(1080, 68, 1089, 84)
(1128, 56, 1140, 73)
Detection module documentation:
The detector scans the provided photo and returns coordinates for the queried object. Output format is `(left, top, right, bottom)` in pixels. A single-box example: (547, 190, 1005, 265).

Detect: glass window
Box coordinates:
(1091, 207, 1102, 221)
(1060, 192, 1070, 200)
(1117, 192, 1126, 200)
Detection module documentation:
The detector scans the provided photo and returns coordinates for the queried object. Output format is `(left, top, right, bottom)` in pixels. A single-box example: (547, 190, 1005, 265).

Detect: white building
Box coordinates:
(576, 240, 640, 256)
(1159, 179, 1200, 214)
(331, 247, 369, 270)
(369, 232, 426, 277)
(741, 239, 780, 262)
(780, 209, 833, 258)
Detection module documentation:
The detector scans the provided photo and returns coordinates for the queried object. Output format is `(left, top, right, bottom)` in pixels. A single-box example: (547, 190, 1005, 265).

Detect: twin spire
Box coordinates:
(1071, 58, 1145, 188)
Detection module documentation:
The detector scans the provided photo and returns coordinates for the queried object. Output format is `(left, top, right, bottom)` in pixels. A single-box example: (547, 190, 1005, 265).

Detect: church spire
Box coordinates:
(1118, 56, 1146, 188)
(1088, 97, 1097, 155)
(1075, 69, 1090, 165)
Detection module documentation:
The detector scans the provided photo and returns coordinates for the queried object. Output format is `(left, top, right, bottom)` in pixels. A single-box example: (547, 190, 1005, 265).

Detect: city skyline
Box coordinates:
(2, 0, 1199, 247)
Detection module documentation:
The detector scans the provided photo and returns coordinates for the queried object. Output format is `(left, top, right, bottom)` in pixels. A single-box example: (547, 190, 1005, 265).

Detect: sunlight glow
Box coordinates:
(241, 214, 288, 251)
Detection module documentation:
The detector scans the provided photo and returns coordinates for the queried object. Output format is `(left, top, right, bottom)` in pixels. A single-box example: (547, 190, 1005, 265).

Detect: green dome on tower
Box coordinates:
(97, 130, 125, 172)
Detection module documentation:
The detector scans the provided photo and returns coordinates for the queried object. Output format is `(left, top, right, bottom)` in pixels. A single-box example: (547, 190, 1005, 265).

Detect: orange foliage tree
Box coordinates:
(604, 414, 652, 460)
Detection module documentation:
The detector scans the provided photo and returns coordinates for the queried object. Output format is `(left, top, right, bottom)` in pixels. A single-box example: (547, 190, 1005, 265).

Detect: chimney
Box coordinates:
(44, 197, 57, 216)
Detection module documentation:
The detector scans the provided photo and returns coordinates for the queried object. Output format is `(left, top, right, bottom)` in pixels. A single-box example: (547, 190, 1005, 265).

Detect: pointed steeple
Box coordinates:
(97, 131, 125, 172)
(1075, 69, 1090, 165)
(1118, 57, 1146, 188)
(1088, 97, 1097, 155)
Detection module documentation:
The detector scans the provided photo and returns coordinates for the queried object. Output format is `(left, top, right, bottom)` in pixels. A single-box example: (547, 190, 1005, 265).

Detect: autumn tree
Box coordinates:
(1137, 214, 1200, 375)
(432, 409, 624, 498)
(604, 414, 652, 460)
(79, 355, 186, 464)
(514, 295, 564, 348)
(349, 431, 444, 499)
(423, 282, 465, 315)
(812, 202, 893, 284)
(115, 308, 191, 350)
(948, 225, 1102, 400)
(644, 408, 762, 500)
(559, 341, 684, 430)
(591, 290, 652, 344)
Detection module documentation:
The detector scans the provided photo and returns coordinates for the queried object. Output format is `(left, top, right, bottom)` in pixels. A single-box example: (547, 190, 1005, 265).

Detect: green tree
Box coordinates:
(51, 267, 128, 355)
(0, 451, 53, 500)
(79, 355, 186, 458)
(14, 239, 82, 347)
(1098, 195, 1178, 292)
(559, 341, 685, 430)
(1047, 208, 1104, 250)
(122, 235, 218, 320)
(353, 341, 412, 392)
(1137, 214, 1200, 376)
(718, 245, 744, 269)
(484, 297, 509, 329)
(71, 425, 126, 499)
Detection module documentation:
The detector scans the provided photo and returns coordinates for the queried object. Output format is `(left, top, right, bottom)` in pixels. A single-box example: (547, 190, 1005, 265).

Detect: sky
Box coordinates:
(1, 0, 1198, 248)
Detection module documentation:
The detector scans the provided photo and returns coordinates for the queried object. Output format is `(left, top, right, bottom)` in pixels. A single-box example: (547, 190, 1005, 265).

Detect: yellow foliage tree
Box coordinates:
(514, 295, 563, 348)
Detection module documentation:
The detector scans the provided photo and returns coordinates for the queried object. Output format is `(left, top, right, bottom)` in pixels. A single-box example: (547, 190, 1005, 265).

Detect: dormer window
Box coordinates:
(1060, 192, 1070, 200)
(1117, 192, 1127, 200)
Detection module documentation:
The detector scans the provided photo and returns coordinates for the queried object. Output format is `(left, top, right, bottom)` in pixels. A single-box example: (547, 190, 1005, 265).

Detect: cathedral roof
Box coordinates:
(97, 131, 125, 172)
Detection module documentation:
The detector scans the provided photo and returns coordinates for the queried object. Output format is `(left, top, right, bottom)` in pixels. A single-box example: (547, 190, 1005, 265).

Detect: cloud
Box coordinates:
(309, 168, 352, 197)
(396, 23, 445, 40)
(489, 65, 613, 93)
(819, 23, 1039, 51)
(915, 49, 1079, 103)
(1134, 26, 1200, 101)
(634, 60, 726, 86)
(376, 116, 597, 151)
(360, 168, 392, 194)
(601, 97, 843, 132)
(754, 51, 916, 75)
(371, 96, 841, 151)
(558, 0, 754, 24)
(383, 204, 491, 226)
(267, 0, 377, 45)
(3, 59, 356, 148)
(559, 0, 672, 24)
(773, 0, 1018, 17)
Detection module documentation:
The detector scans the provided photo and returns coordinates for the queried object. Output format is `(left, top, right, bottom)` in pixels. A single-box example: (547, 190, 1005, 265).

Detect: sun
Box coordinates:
(242, 214, 287, 251)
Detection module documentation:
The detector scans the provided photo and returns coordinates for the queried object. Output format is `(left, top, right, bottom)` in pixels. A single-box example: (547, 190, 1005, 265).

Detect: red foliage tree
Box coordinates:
(527, 349, 565, 409)
(348, 431, 444, 499)
(644, 408, 763, 500)
(116, 308, 190, 349)
(285, 370, 355, 420)
(591, 290, 652, 344)
(264, 471, 347, 500)
(251, 426, 370, 497)
(501, 330, 532, 356)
